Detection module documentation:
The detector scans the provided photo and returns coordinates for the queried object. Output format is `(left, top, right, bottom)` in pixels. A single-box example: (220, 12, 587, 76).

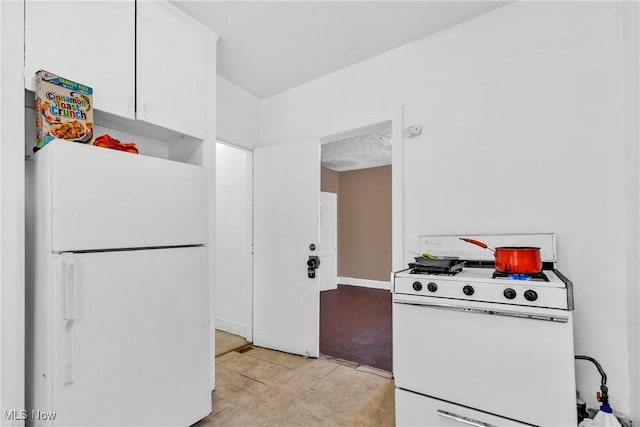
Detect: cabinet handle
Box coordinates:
(436, 410, 498, 427)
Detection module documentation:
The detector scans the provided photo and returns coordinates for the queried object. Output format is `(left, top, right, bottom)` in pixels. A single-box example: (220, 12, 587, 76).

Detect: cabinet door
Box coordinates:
(137, 1, 209, 139)
(25, 0, 135, 119)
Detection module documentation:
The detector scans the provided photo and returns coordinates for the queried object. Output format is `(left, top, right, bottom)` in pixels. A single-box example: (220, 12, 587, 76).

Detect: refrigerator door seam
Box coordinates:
(52, 243, 207, 255)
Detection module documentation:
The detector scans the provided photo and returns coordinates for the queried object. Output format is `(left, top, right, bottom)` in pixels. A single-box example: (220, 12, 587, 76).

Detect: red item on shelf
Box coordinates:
(94, 134, 139, 154)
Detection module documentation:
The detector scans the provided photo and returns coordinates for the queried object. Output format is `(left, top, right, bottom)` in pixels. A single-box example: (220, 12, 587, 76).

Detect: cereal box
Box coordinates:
(35, 70, 93, 148)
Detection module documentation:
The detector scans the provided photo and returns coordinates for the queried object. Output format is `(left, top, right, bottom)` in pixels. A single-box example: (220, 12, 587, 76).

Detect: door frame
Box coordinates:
(215, 139, 254, 343)
(318, 106, 404, 274)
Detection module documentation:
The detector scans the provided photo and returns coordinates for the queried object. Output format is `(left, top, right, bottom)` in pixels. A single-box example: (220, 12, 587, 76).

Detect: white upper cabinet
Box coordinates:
(136, 1, 211, 140)
(25, 1, 136, 119)
(25, 1, 216, 141)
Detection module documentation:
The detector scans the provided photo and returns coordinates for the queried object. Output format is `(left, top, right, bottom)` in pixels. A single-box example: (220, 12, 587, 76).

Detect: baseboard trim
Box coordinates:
(338, 276, 391, 291)
(215, 318, 247, 338)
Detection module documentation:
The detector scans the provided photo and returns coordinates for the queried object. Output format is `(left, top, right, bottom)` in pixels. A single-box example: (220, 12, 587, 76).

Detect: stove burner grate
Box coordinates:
(492, 270, 550, 282)
(409, 264, 463, 276)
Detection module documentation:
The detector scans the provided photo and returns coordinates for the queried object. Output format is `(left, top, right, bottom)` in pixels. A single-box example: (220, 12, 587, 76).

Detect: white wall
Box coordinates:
(0, 2, 25, 424)
(260, 1, 639, 419)
(217, 75, 261, 149)
(622, 0, 640, 420)
(215, 142, 253, 340)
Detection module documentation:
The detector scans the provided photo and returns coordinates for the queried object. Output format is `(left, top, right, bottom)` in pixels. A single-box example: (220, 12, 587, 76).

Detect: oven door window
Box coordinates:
(393, 299, 576, 426)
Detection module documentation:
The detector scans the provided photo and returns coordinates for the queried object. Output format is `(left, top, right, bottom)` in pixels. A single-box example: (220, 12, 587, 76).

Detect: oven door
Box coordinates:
(393, 295, 576, 426)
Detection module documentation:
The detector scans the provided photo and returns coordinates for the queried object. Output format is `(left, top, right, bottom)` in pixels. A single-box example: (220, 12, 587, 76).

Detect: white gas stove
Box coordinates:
(393, 233, 577, 427)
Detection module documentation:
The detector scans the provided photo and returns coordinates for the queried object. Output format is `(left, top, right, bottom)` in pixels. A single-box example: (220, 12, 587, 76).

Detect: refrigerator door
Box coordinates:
(50, 246, 210, 426)
(43, 140, 208, 251)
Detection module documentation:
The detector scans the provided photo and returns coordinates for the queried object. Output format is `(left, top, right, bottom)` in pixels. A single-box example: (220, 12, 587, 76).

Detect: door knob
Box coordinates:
(307, 256, 320, 278)
(307, 257, 320, 268)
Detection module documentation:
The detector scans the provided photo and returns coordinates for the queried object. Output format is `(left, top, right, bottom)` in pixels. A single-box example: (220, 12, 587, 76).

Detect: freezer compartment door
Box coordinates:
(51, 247, 210, 426)
(47, 140, 207, 251)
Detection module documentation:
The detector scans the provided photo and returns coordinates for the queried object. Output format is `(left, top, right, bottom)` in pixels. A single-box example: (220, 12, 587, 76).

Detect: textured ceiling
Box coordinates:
(171, 1, 511, 98)
(321, 122, 392, 172)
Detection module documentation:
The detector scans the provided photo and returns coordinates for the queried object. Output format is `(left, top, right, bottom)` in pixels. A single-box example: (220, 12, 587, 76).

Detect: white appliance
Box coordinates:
(25, 140, 211, 426)
(393, 233, 576, 427)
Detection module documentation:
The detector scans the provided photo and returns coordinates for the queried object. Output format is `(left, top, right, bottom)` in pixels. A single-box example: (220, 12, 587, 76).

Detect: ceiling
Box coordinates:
(171, 1, 511, 98)
(321, 121, 392, 172)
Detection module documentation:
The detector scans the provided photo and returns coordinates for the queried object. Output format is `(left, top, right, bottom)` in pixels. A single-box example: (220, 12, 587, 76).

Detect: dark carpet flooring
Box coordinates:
(320, 284, 392, 372)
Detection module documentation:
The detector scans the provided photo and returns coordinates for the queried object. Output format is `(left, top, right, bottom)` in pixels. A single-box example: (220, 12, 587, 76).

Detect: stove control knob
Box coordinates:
(412, 281, 423, 291)
(524, 289, 538, 302)
(503, 288, 517, 300)
(427, 282, 438, 293)
(463, 285, 474, 296)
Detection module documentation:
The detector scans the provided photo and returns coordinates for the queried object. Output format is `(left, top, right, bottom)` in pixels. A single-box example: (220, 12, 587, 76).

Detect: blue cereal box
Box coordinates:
(35, 70, 93, 148)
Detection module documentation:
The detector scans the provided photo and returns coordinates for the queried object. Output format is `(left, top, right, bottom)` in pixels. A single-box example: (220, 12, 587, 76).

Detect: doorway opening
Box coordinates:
(249, 107, 402, 362)
(215, 141, 253, 343)
(318, 121, 393, 372)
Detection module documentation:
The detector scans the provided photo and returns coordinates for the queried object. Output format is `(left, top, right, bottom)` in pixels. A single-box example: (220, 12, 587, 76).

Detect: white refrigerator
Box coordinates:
(26, 139, 212, 426)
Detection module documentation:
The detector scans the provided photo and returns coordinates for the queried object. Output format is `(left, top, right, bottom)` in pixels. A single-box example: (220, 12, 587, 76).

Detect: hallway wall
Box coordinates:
(321, 166, 391, 282)
(339, 166, 391, 282)
(321, 167, 339, 193)
(215, 142, 252, 339)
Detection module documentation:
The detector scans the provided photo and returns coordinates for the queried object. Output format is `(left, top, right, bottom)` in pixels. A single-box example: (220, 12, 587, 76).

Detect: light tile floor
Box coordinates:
(196, 331, 395, 426)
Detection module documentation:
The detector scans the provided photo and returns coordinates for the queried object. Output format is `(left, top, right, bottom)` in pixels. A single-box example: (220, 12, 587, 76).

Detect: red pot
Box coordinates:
(460, 238, 542, 275)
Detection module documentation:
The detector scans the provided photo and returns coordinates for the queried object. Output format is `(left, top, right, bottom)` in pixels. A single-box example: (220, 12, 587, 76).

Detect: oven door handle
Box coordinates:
(437, 409, 498, 427)
(393, 298, 569, 323)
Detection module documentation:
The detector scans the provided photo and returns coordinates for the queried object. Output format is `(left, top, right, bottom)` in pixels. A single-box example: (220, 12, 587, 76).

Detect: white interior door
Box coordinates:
(319, 192, 338, 291)
(253, 140, 320, 357)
